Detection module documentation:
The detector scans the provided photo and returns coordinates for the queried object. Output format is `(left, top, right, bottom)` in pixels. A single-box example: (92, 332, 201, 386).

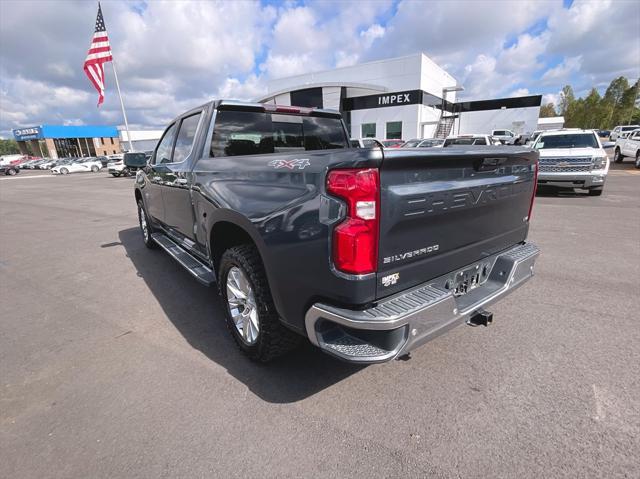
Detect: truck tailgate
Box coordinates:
(377, 146, 537, 298)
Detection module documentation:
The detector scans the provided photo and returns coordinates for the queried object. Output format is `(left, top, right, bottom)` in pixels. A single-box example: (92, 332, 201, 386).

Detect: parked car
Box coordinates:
(613, 128, 640, 167)
(380, 139, 404, 148)
(96, 156, 110, 168)
(597, 130, 611, 138)
(610, 125, 639, 141)
(402, 138, 444, 148)
(350, 138, 384, 149)
(108, 152, 150, 176)
(444, 134, 502, 146)
(0, 164, 20, 176)
(532, 129, 608, 196)
(126, 99, 540, 363)
(51, 158, 102, 175)
(491, 129, 517, 144)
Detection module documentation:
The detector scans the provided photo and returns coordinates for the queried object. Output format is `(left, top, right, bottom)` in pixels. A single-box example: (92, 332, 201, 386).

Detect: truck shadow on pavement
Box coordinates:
(118, 227, 365, 403)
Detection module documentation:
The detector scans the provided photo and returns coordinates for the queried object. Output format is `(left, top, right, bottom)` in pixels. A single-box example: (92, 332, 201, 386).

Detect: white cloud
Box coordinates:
(541, 56, 582, 85)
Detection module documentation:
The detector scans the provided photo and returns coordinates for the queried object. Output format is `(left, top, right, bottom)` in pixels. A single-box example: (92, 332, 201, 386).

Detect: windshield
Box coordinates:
(534, 133, 599, 149)
(403, 140, 421, 147)
(419, 139, 444, 147)
(621, 126, 639, 132)
(444, 137, 487, 146)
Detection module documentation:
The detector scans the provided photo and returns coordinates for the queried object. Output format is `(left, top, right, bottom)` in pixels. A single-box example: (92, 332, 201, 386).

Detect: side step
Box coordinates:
(151, 233, 215, 286)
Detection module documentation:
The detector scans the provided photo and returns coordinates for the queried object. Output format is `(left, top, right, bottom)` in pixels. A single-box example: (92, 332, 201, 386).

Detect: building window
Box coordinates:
(361, 123, 376, 138)
(110, 138, 114, 145)
(386, 121, 402, 139)
(100, 138, 104, 146)
(113, 150, 116, 154)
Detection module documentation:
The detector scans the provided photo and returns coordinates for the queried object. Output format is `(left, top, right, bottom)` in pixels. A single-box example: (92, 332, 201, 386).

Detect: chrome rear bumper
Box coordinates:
(305, 243, 540, 363)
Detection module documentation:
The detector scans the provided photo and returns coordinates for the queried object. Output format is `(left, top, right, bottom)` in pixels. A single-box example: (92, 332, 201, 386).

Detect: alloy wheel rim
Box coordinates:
(139, 206, 149, 241)
(226, 266, 259, 345)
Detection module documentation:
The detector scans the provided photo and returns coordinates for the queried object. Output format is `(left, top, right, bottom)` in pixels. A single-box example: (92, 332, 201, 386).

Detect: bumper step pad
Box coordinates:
(151, 233, 215, 286)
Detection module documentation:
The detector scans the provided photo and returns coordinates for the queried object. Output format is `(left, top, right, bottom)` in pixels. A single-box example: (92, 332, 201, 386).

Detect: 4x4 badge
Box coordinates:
(268, 158, 310, 170)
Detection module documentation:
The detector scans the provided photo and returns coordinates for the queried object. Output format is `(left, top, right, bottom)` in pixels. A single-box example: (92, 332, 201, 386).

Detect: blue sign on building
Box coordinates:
(13, 124, 118, 141)
(13, 127, 43, 141)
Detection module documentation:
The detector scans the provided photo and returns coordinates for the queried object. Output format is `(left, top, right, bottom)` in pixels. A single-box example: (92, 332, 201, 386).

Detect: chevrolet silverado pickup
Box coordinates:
(533, 129, 609, 196)
(613, 128, 640, 167)
(126, 100, 540, 363)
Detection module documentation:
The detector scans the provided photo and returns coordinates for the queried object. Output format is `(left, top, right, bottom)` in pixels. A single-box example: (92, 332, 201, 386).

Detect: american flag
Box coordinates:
(83, 3, 113, 106)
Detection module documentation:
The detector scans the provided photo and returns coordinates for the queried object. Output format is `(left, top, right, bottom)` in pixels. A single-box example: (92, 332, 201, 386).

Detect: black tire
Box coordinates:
(91, 165, 99, 173)
(123, 167, 131, 177)
(60, 167, 69, 175)
(218, 244, 299, 362)
(588, 187, 603, 196)
(613, 148, 624, 163)
(137, 200, 156, 249)
(7, 168, 17, 176)
(112, 172, 121, 177)
(635, 151, 640, 169)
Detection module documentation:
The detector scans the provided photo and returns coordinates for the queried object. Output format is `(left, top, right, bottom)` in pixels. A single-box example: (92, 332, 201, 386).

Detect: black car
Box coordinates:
(0, 164, 20, 175)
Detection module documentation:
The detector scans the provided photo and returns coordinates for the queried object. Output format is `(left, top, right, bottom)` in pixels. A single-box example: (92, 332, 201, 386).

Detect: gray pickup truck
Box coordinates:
(126, 100, 540, 363)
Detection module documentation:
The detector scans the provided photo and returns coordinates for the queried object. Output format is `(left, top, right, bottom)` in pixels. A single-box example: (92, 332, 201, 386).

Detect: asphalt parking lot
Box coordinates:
(1, 163, 639, 478)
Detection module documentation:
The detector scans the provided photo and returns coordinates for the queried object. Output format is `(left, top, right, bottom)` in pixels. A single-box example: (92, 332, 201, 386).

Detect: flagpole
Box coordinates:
(111, 60, 134, 152)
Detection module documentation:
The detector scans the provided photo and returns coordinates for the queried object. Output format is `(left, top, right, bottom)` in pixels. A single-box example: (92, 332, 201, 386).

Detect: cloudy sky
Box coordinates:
(0, 0, 638, 138)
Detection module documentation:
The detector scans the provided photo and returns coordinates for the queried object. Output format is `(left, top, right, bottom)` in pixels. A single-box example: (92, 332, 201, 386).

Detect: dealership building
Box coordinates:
(12, 125, 164, 158)
(12, 125, 122, 159)
(258, 53, 542, 140)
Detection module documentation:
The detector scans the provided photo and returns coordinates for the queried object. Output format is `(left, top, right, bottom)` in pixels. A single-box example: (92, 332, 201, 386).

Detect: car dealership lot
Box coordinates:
(1, 166, 638, 478)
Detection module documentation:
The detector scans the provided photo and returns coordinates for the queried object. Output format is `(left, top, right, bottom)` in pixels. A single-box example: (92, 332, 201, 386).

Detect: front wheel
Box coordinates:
(7, 168, 17, 176)
(91, 165, 99, 173)
(635, 151, 640, 169)
(137, 200, 156, 249)
(613, 149, 624, 163)
(218, 245, 299, 361)
(111, 173, 120, 177)
(588, 187, 603, 196)
(60, 168, 69, 175)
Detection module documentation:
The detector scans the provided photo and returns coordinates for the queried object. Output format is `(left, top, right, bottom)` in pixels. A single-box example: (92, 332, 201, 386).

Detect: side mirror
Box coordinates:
(124, 152, 147, 168)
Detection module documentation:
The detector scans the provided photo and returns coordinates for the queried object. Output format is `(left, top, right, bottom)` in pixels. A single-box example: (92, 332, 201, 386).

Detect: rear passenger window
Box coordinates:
(172, 112, 202, 163)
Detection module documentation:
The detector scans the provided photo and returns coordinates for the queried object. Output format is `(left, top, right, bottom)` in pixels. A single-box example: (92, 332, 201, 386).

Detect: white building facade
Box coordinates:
(258, 53, 542, 140)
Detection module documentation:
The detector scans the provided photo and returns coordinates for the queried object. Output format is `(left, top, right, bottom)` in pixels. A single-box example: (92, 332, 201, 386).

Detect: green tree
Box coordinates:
(540, 103, 557, 117)
(559, 85, 575, 117)
(0, 139, 20, 155)
(583, 88, 601, 128)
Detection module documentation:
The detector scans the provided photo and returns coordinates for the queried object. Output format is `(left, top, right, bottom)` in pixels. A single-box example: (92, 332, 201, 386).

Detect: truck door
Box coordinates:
(158, 111, 203, 241)
(145, 122, 177, 223)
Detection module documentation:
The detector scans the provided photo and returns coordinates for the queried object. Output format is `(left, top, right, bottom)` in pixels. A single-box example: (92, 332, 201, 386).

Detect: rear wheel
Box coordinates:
(60, 167, 69, 175)
(588, 187, 603, 196)
(218, 244, 299, 362)
(613, 148, 624, 163)
(7, 168, 17, 176)
(137, 200, 156, 249)
(635, 151, 640, 169)
(91, 165, 99, 172)
(112, 173, 120, 177)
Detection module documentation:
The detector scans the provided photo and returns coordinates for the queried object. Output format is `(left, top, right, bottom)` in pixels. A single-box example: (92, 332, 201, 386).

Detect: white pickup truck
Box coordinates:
(613, 128, 640, 168)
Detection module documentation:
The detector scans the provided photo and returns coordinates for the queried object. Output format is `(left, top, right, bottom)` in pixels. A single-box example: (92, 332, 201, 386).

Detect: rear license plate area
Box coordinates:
(446, 262, 490, 297)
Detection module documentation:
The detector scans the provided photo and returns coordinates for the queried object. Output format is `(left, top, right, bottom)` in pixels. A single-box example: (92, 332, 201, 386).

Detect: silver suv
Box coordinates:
(533, 129, 609, 196)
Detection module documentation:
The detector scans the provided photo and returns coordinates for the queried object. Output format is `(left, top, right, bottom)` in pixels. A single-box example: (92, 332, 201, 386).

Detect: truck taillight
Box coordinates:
(327, 168, 380, 275)
(528, 159, 538, 221)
